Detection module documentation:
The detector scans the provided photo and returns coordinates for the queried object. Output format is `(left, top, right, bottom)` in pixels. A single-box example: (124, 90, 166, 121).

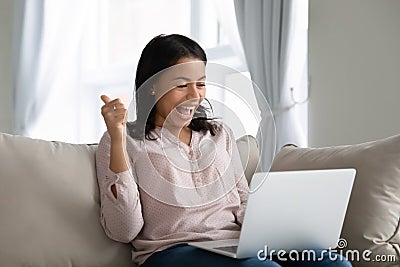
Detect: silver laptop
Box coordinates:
(188, 169, 356, 259)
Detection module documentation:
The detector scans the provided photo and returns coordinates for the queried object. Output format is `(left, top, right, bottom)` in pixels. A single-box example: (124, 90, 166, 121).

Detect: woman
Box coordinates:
(96, 34, 351, 267)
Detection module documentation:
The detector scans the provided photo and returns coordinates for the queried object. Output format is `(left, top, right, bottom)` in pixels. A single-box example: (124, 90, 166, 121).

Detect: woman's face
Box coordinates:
(153, 57, 206, 130)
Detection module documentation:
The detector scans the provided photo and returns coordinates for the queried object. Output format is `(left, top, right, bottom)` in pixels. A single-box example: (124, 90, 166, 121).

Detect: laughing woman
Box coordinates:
(96, 34, 352, 267)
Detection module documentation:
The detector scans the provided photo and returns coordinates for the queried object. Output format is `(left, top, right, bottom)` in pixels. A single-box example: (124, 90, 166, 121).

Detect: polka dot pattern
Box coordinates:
(95, 123, 249, 265)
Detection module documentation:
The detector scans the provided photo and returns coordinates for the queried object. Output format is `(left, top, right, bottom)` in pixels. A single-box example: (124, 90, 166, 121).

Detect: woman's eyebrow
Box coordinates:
(172, 75, 206, 81)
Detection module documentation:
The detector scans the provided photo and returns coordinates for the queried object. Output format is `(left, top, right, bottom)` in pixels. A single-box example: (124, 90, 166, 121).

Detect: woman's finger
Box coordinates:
(105, 100, 124, 112)
(110, 103, 125, 110)
(107, 98, 123, 106)
(101, 95, 124, 107)
(113, 109, 127, 116)
(102, 108, 127, 120)
(100, 95, 112, 104)
(101, 103, 125, 114)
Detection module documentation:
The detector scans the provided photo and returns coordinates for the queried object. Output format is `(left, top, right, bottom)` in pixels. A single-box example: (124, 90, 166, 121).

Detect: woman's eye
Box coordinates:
(176, 82, 205, 89)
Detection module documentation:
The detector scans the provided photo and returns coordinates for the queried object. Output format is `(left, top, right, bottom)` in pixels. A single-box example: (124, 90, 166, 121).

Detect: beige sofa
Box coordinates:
(0, 132, 259, 267)
(1, 131, 400, 267)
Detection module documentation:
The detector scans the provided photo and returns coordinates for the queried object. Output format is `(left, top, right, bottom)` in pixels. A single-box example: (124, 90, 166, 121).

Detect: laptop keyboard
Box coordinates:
(215, 245, 238, 254)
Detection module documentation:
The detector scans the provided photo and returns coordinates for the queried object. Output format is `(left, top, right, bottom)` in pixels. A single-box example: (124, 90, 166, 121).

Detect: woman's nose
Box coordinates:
(187, 83, 200, 99)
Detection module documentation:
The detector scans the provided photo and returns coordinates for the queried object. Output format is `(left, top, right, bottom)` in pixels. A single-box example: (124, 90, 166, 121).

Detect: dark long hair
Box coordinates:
(127, 34, 220, 140)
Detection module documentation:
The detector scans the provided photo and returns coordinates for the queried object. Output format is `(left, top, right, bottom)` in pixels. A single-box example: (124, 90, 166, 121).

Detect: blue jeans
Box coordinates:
(140, 244, 352, 267)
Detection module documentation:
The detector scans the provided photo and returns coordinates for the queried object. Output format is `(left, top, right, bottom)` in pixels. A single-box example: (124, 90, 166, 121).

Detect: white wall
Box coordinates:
(308, 0, 400, 147)
(0, 0, 13, 133)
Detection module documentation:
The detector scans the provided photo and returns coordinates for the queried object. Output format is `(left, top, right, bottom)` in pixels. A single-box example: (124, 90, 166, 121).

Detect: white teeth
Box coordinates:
(187, 107, 194, 114)
(176, 105, 195, 116)
(181, 106, 195, 111)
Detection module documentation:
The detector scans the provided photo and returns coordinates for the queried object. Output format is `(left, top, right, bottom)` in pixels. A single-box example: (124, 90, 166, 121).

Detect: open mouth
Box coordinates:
(175, 105, 195, 116)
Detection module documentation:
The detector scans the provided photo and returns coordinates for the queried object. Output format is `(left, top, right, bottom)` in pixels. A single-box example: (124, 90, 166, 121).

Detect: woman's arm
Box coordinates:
(109, 135, 128, 197)
(96, 95, 143, 243)
(96, 132, 144, 243)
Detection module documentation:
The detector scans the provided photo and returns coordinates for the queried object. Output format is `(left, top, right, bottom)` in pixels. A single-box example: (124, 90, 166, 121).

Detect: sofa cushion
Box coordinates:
(236, 134, 260, 184)
(271, 135, 400, 266)
(0, 133, 133, 267)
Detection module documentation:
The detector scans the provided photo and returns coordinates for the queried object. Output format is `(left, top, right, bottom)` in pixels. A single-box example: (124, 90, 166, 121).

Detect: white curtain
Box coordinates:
(213, 0, 247, 70)
(12, 0, 44, 135)
(234, 0, 308, 171)
(12, 0, 90, 142)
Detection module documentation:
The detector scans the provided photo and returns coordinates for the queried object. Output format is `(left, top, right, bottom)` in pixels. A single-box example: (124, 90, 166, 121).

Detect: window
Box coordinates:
(30, 0, 256, 143)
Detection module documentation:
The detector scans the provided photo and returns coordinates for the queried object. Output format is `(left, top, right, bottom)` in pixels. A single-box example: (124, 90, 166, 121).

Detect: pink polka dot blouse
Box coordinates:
(95, 122, 249, 265)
